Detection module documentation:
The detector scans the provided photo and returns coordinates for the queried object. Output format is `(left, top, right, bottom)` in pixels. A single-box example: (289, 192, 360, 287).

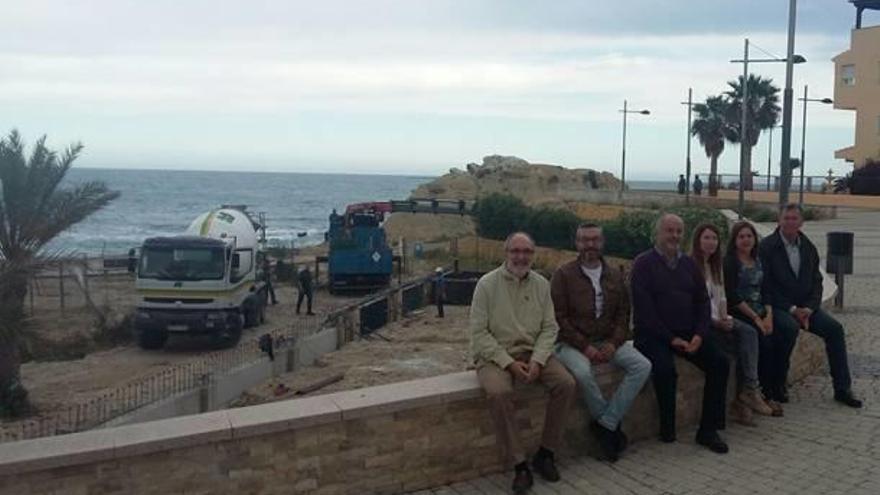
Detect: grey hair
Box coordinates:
(654, 213, 684, 236)
(577, 222, 602, 233)
(504, 231, 535, 250)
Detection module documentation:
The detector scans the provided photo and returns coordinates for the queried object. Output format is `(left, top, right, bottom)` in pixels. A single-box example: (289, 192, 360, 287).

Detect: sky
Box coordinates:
(2, 0, 879, 179)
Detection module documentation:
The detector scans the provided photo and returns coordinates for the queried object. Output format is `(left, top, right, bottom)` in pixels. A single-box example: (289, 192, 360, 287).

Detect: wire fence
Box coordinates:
(0, 317, 324, 444)
(1, 272, 444, 444)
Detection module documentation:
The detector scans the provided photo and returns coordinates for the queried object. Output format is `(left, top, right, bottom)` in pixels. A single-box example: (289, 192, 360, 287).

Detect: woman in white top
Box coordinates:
(689, 224, 774, 426)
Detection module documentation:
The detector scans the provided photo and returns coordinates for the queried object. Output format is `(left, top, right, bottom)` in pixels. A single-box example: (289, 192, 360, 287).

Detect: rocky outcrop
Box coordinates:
(410, 155, 621, 207)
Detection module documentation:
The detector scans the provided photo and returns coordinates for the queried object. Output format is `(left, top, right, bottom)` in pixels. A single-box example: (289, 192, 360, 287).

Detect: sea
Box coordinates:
(53, 169, 674, 256)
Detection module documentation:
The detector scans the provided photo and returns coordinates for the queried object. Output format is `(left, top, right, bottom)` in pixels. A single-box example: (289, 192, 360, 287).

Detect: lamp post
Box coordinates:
(681, 88, 695, 205)
(730, 36, 805, 218)
(619, 100, 651, 198)
(797, 84, 833, 206)
(779, 0, 799, 208)
(765, 125, 782, 191)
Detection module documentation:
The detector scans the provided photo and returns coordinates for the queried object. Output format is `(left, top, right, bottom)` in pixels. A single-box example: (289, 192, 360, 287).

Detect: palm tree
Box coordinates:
(725, 74, 781, 190)
(0, 130, 119, 417)
(691, 95, 732, 196)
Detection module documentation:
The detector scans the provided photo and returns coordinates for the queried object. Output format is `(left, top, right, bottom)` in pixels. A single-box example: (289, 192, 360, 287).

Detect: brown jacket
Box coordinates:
(550, 258, 630, 350)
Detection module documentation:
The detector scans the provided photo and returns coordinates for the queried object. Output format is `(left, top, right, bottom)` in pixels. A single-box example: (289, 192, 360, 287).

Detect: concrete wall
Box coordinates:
(0, 333, 826, 495)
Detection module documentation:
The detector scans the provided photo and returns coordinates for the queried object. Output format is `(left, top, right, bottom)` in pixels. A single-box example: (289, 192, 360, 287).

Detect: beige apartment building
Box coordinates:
(833, 2, 880, 168)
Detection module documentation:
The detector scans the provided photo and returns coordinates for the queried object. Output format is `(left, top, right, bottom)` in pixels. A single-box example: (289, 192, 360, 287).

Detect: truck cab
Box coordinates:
(133, 207, 267, 349)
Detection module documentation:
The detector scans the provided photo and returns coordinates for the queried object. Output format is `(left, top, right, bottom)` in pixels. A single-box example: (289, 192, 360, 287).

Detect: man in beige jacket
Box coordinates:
(470, 232, 576, 494)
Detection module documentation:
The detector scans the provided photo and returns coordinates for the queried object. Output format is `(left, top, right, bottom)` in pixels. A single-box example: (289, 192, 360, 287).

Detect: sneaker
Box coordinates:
(590, 422, 619, 462)
(615, 426, 629, 453)
(739, 389, 774, 416)
(695, 430, 729, 454)
(512, 466, 534, 494)
(531, 449, 560, 482)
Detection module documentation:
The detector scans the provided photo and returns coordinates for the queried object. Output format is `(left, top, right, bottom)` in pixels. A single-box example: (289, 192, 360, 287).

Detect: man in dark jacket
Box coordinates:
(631, 214, 730, 453)
(551, 223, 651, 462)
(296, 266, 315, 316)
(759, 204, 862, 408)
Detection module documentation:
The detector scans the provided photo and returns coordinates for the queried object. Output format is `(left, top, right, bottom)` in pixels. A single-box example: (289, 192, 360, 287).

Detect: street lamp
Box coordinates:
(730, 37, 806, 218)
(681, 88, 698, 205)
(619, 99, 650, 198)
(797, 84, 833, 206)
(765, 124, 782, 192)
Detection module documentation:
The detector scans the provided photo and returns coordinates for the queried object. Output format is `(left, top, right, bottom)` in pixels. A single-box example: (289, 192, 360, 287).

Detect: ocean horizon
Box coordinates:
(54, 168, 679, 256)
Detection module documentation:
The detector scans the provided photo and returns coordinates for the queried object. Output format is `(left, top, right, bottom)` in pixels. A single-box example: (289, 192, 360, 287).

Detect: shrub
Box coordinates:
(474, 193, 729, 260)
(850, 159, 880, 195)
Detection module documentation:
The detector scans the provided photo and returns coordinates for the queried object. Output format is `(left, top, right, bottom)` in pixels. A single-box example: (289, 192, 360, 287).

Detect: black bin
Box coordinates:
(826, 232, 854, 275)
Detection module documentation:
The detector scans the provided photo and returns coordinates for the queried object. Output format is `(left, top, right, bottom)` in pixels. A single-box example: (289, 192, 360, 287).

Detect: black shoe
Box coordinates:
(590, 422, 619, 462)
(696, 430, 729, 454)
(659, 429, 676, 443)
(777, 385, 790, 403)
(531, 448, 560, 482)
(834, 390, 863, 408)
(615, 426, 629, 453)
(307, 311, 315, 316)
(512, 466, 534, 494)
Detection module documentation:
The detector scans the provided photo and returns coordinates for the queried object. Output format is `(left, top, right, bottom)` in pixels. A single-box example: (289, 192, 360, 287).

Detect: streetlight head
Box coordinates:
(820, 98, 833, 104)
(791, 54, 806, 64)
(639, 110, 651, 115)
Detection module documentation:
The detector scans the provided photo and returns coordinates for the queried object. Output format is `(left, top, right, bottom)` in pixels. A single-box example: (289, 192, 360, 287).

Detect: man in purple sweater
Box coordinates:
(631, 214, 731, 453)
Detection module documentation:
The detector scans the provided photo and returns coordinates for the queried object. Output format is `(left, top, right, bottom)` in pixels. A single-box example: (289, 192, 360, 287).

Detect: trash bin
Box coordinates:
(826, 232, 854, 275)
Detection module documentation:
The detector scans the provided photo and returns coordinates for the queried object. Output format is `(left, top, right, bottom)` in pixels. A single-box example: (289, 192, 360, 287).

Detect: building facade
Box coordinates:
(833, 6, 880, 169)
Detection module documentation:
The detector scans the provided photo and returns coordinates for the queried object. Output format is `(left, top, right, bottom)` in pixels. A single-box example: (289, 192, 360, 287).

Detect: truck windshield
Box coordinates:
(139, 247, 225, 281)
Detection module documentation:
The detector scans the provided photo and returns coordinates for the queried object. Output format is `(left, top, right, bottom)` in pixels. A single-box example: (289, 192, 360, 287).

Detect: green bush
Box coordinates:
(474, 193, 729, 259)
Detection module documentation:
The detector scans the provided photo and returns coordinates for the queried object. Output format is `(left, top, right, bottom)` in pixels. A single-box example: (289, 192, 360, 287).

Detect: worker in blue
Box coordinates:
(296, 265, 315, 315)
(434, 267, 446, 318)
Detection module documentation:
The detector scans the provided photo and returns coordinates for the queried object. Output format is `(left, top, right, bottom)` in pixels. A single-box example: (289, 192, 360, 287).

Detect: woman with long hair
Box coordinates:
(690, 223, 775, 425)
(723, 221, 784, 417)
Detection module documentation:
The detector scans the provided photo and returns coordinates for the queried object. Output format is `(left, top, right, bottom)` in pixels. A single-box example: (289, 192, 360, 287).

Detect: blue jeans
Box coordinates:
(554, 341, 652, 431)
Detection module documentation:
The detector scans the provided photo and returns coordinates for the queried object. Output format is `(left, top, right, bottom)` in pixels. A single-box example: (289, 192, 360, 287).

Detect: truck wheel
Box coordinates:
(244, 304, 259, 328)
(138, 330, 168, 350)
(214, 314, 243, 349)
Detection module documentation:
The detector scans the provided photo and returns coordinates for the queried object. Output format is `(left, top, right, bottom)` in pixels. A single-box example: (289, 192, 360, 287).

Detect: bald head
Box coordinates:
(655, 214, 684, 257)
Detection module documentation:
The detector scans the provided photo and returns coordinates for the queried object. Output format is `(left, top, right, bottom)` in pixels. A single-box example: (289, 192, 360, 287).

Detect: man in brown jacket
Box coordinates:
(551, 223, 651, 462)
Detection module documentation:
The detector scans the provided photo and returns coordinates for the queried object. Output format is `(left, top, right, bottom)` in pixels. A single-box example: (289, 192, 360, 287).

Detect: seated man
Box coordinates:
(759, 203, 862, 408)
(551, 223, 651, 462)
(631, 214, 731, 453)
(470, 232, 576, 494)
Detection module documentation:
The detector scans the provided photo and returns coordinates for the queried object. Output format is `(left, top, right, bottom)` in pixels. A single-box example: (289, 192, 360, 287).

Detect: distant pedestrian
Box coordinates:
(127, 248, 138, 274)
(677, 175, 686, 195)
(434, 267, 446, 318)
(296, 266, 315, 315)
(262, 257, 278, 305)
(693, 175, 704, 196)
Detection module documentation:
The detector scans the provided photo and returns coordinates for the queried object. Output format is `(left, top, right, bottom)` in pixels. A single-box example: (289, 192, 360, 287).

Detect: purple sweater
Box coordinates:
(630, 249, 711, 343)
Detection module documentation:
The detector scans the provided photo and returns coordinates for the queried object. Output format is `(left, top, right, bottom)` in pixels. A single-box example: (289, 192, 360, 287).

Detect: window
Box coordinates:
(842, 64, 856, 86)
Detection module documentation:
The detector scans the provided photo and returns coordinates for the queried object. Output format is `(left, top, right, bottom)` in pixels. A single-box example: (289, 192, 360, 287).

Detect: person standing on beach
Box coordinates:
(631, 214, 731, 454)
(693, 175, 704, 196)
(262, 256, 278, 305)
(470, 232, 576, 494)
(551, 223, 651, 463)
(677, 175, 687, 195)
(296, 265, 314, 315)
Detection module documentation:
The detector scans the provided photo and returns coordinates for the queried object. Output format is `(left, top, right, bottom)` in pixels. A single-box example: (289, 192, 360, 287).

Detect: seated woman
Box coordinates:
(690, 223, 774, 425)
(723, 221, 784, 417)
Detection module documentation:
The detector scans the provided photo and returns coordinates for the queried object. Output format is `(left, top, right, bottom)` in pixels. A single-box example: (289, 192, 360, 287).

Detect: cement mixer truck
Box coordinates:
(132, 206, 269, 349)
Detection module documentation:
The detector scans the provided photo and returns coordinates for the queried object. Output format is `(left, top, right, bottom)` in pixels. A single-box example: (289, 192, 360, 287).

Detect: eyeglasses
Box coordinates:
(507, 249, 535, 255)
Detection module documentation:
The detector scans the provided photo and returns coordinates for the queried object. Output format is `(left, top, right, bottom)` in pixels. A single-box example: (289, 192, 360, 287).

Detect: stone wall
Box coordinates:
(0, 332, 825, 495)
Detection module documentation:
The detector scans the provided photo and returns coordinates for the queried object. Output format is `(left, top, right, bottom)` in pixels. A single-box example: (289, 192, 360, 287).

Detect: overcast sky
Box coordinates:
(2, 1, 877, 179)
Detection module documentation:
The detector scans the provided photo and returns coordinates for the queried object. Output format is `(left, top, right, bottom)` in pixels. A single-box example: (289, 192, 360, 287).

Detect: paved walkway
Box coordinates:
(412, 208, 880, 495)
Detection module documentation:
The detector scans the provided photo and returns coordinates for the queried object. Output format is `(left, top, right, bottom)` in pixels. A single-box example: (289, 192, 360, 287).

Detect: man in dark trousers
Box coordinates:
(631, 214, 730, 454)
(433, 267, 446, 318)
(677, 175, 686, 195)
(262, 257, 278, 305)
(693, 175, 703, 196)
(296, 266, 314, 316)
(759, 203, 862, 408)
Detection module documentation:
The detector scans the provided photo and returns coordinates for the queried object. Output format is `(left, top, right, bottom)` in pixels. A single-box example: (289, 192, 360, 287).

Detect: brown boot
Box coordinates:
(766, 399, 784, 417)
(738, 389, 774, 416)
(731, 399, 757, 427)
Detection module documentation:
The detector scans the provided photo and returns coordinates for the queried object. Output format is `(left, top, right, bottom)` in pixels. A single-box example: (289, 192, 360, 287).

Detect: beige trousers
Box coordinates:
(477, 355, 576, 466)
